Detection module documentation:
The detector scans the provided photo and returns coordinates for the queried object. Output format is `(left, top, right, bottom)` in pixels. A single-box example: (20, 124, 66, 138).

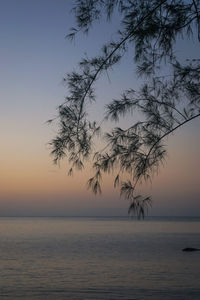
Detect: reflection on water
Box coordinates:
(0, 217, 200, 299)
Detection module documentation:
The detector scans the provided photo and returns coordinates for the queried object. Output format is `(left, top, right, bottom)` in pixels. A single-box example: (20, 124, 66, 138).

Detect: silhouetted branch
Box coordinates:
(50, 0, 200, 217)
(139, 112, 200, 184)
(76, 0, 168, 133)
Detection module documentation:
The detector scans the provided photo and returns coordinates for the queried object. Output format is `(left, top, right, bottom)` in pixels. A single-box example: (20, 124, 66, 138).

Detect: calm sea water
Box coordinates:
(0, 217, 200, 299)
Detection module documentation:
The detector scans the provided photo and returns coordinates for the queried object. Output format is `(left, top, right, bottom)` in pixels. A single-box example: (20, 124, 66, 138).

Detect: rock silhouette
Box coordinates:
(182, 247, 200, 252)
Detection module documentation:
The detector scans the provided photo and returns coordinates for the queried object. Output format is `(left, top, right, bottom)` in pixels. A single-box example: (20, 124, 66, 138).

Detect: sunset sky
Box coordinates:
(0, 0, 200, 216)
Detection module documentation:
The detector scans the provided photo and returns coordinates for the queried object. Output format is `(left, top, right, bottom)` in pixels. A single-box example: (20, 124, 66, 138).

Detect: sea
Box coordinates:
(0, 216, 200, 299)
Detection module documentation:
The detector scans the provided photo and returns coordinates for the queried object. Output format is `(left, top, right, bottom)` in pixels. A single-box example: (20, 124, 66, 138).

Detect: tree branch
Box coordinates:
(76, 0, 168, 131)
(192, 0, 200, 40)
(141, 112, 200, 180)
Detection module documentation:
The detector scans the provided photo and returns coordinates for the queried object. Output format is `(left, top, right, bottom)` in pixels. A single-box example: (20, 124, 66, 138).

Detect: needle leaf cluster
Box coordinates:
(50, 0, 200, 217)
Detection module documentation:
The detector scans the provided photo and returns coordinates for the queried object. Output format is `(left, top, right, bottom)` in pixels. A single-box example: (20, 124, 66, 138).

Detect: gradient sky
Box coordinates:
(0, 0, 200, 216)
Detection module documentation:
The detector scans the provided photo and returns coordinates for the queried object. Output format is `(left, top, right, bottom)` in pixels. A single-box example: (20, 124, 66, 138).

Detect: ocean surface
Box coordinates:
(0, 216, 200, 299)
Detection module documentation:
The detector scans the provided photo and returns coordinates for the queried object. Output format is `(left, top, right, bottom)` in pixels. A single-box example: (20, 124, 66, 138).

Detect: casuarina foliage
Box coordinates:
(50, 0, 200, 217)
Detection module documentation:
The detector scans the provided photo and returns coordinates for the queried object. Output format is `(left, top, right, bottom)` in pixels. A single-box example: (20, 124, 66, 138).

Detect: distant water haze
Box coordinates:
(1, 217, 200, 299)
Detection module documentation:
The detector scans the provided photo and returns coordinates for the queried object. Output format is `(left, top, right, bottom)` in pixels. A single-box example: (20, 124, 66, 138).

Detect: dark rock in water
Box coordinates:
(182, 247, 200, 252)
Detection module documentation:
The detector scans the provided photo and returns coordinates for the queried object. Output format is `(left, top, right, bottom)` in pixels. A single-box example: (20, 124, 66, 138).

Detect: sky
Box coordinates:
(0, 0, 200, 216)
